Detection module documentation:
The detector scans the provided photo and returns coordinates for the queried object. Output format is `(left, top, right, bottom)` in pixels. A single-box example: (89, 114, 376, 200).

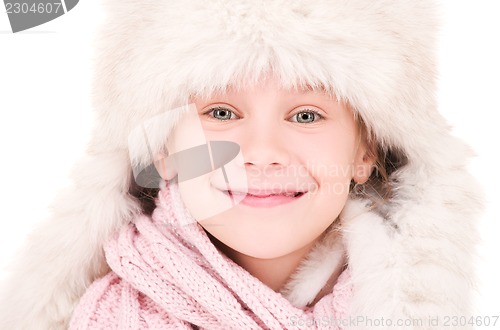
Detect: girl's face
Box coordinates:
(164, 77, 373, 259)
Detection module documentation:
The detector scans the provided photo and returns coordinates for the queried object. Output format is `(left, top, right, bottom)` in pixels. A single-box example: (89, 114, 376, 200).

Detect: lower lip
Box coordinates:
(225, 191, 306, 208)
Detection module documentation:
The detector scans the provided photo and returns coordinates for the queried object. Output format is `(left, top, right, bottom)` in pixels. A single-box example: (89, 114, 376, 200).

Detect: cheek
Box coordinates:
(302, 137, 356, 183)
(176, 151, 248, 221)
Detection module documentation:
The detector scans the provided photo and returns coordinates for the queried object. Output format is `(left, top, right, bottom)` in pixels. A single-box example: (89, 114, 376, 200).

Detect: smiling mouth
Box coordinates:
(220, 190, 307, 209)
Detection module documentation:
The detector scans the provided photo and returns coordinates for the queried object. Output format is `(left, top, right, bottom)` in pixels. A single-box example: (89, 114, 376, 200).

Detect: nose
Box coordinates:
(238, 121, 291, 173)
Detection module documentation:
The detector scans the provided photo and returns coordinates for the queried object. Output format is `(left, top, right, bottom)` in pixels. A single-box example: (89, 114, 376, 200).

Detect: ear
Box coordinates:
(154, 132, 179, 181)
(352, 141, 376, 184)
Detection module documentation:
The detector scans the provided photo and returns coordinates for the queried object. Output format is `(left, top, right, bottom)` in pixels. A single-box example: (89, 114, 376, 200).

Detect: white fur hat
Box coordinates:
(0, 0, 483, 329)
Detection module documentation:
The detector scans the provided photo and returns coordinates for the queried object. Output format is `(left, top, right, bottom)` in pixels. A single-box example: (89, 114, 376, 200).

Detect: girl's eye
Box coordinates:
(291, 110, 323, 124)
(204, 106, 237, 121)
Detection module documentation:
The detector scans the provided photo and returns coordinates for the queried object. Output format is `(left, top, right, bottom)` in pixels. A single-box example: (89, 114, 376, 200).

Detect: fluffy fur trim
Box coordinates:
(0, 1, 483, 329)
(280, 225, 346, 308)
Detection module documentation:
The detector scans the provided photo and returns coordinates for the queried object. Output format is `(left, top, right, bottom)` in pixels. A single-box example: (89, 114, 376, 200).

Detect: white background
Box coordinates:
(1, 0, 499, 319)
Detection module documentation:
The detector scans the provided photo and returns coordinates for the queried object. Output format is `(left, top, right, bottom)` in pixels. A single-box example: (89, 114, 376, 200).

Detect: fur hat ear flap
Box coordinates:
(0, 147, 140, 329)
(0, 56, 195, 330)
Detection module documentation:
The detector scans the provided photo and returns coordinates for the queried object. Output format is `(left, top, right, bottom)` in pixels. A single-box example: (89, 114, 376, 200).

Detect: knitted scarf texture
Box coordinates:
(69, 183, 352, 329)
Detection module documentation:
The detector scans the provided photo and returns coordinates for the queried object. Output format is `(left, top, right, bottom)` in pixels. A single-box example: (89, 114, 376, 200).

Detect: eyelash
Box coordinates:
(202, 106, 324, 123)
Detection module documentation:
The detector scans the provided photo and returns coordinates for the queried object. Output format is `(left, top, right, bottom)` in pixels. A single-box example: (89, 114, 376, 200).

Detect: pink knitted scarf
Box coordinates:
(69, 183, 352, 329)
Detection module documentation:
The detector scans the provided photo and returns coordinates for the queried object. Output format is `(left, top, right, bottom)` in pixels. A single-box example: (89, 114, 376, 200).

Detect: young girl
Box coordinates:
(0, 1, 483, 329)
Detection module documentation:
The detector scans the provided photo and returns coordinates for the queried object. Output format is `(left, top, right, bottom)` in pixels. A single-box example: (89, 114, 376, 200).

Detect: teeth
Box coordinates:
(226, 191, 303, 197)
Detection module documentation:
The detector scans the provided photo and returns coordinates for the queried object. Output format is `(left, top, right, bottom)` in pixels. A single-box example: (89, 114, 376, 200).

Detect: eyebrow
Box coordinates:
(293, 84, 314, 93)
(294, 83, 329, 94)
